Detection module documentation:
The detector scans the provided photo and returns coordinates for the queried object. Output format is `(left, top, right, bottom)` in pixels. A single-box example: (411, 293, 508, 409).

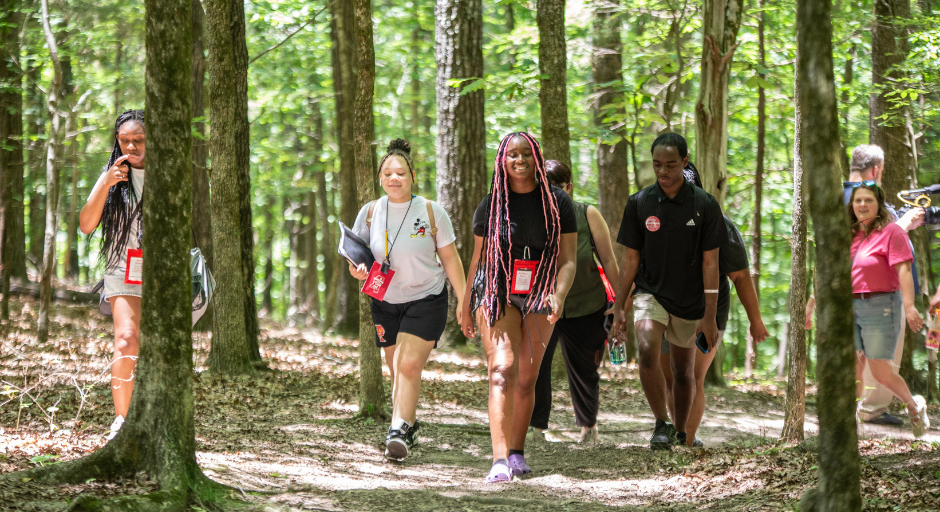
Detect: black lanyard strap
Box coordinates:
(384, 195, 414, 270)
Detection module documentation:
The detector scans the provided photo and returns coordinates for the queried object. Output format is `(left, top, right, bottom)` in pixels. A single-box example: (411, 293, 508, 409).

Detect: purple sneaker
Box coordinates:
(508, 454, 531, 477)
(485, 459, 511, 483)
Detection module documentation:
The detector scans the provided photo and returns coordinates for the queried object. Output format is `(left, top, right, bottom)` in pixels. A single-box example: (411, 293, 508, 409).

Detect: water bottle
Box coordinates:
(608, 336, 626, 366)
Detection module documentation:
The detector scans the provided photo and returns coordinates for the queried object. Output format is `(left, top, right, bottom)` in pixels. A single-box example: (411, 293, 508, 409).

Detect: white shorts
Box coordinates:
(633, 294, 700, 349)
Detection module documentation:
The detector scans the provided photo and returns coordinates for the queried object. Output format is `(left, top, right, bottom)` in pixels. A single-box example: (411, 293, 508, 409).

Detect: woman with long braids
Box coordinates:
(349, 139, 466, 461)
(79, 110, 146, 440)
(461, 132, 578, 483)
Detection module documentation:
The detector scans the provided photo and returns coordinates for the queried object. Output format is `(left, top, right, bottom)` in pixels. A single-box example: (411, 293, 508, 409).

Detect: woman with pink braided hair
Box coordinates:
(461, 132, 577, 483)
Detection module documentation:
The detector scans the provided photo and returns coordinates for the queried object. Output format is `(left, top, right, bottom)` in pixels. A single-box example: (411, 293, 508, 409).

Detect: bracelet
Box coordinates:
(704, 289, 719, 294)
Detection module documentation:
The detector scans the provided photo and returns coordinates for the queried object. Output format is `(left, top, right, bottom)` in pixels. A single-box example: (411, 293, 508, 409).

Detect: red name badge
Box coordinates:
(125, 249, 143, 285)
(510, 260, 538, 295)
(361, 261, 395, 301)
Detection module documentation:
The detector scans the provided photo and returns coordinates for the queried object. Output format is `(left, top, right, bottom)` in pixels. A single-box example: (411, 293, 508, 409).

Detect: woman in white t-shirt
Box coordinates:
(79, 109, 147, 441)
(349, 139, 466, 461)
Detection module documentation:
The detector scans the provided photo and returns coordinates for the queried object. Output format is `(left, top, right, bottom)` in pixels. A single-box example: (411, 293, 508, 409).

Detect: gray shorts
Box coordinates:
(103, 268, 142, 301)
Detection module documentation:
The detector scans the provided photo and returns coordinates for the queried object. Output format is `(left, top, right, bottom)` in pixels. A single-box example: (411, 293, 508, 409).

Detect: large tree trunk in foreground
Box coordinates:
(782, 57, 808, 443)
(797, 0, 861, 508)
(331, 0, 360, 336)
(205, 0, 256, 375)
(537, 0, 571, 168)
(191, 0, 213, 332)
(36, 0, 65, 344)
(0, 0, 24, 321)
(353, 0, 386, 419)
(694, 0, 744, 203)
(0, 3, 221, 508)
(435, 0, 486, 345)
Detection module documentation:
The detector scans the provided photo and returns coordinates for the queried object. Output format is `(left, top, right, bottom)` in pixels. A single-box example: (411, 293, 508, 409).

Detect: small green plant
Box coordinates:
(29, 454, 60, 467)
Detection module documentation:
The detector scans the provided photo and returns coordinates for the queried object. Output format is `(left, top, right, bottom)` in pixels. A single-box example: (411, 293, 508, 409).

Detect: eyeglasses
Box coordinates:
(851, 180, 880, 190)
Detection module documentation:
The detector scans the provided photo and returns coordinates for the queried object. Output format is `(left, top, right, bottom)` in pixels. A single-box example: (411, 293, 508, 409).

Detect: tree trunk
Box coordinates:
(796, 0, 861, 508)
(838, 44, 856, 179)
(304, 107, 326, 324)
(592, 0, 630, 252)
(331, 0, 360, 336)
(746, 0, 766, 379)
(0, 2, 220, 507)
(260, 198, 275, 316)
(191, 0, 213, 332)
(505, 0, 516, 69)
(26, 61, 45, 267)
(694, 0, 744, 203)
(0, 0, 24, 321)
(63, 115, 80, 279)
(37, 0, 66, 344)
(537, 0, 571, 168)
(303, 189, 320, 324)
(205, 0, 256, 375)
(778, 322, 789, 379)
(316, 159, 335, 327)
(353, 0, 387, 420)
(782, 59, 808, 442)
(434, 0, 486, 346)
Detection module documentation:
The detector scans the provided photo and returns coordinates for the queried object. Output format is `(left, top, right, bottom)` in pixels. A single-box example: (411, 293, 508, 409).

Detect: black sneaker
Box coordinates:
(676, 431, 688, 446)
(404, 420, 420, 449)
(665, 422, 678, 444)
(385, 422, 410, 461)
(650, 420, 672, 450)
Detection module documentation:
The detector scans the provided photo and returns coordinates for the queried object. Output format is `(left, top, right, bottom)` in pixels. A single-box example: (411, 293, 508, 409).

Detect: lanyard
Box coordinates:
(383, 195, 414, 272)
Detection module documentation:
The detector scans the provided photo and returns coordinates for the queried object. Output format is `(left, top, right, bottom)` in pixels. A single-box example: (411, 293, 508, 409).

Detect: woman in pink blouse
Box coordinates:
(848, 182, 928, 437)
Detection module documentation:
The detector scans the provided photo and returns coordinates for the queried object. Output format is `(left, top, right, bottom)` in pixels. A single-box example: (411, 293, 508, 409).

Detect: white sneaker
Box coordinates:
(106, 415, 124, 441)
(527, 426, 565, 443)
(579, 425, 598, 444)
(910, 396, 930, 438)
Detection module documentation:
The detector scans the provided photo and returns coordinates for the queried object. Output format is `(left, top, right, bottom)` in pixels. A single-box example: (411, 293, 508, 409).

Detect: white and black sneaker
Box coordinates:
(385, 421, 419, 461)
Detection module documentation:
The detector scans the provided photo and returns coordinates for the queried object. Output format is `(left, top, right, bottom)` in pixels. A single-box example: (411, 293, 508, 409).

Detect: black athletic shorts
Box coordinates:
(370, 288, 449, 348)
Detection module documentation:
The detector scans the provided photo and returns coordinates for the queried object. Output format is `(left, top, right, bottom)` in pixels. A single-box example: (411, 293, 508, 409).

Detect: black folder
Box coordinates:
(338, 222, 375, 269)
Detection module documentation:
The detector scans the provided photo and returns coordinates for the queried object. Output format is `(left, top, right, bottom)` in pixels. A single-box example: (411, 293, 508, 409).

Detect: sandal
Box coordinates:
(508, 453, 531, 477)
(485, 459, 511, 483)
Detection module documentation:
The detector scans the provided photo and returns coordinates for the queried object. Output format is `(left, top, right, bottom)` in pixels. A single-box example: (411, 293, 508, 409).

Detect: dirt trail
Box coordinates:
(1, 300, 938, 511)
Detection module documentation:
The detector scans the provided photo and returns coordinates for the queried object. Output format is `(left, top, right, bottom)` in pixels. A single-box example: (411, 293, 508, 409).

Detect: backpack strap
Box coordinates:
(365, 200, 377, 230)
(426, 199, 439, 254)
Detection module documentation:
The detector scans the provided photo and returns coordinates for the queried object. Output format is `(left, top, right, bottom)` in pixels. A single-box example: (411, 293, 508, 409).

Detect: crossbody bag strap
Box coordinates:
(365, 200, 377, 231)
(426, 200, 438, 241)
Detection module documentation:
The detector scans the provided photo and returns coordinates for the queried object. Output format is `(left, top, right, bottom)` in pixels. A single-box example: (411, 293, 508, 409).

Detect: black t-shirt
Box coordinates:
(472, 186, 578, 264)
(617, 180, 726, 319)
(717, 216, 750, 330)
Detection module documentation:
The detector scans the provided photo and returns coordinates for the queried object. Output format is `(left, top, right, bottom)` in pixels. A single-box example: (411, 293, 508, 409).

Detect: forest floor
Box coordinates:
(1, 296, 939, 511)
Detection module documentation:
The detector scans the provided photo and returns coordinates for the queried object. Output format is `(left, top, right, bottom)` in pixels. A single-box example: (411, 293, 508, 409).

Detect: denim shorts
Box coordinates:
(853, 291, 904, 360)
(103, 268, 142, 301)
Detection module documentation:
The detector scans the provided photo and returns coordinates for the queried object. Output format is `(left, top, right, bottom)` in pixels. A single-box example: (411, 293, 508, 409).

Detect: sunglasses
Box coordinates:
(851, 180, 881, 190)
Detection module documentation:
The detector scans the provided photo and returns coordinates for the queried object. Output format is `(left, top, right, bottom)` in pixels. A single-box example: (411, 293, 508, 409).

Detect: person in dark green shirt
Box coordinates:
(529, 160, 620, 444)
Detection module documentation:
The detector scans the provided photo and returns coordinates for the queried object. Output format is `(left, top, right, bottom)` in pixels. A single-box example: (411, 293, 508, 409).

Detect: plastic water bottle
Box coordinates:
(608, 337, 626, 366)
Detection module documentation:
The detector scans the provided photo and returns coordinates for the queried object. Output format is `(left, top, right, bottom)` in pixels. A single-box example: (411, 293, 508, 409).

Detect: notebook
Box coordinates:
(337, 221, 375, 269)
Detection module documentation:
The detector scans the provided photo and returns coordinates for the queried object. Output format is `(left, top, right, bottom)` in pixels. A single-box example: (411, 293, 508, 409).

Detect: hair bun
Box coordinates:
(387, 138, 411, 155)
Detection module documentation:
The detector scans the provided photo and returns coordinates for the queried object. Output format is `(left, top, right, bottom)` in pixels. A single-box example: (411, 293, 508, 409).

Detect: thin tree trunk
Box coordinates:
(304, 106, 326, 324)
(694, 0, 744, 203)
(782, 63, 807, 441)
(661, 2, 686, 131)
(838, 44, 855, 179)
(205, 0, 256, 375)
(537, 0, 572, 168)
(796, 0, 861, 508)
(0, 0, 24, 320)
(505, 0, 516, 69)
(303, 189, 320, 324)
(746, 0, 766, 379)
(260, 197, 275, 316)
(316, 165, 335, 327)
(331, 0, 360, 335)
(26, 61, 45, 267)
(778, 322, 789, 379)
(353, 0, 386, 420)
(37, 0, 65, 344)
(64, 115, 80, 279)
(191, 0, 213, 332)
(593, 0, 630, 248)
(435, 0, 486, 345)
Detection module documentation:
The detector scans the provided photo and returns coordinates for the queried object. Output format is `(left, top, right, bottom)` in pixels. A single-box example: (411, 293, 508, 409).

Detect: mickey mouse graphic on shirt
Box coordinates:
(411, 218, 431, 238)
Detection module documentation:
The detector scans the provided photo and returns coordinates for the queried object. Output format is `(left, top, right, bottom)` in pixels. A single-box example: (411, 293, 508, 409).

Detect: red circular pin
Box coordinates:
(646, 216, 661, 232)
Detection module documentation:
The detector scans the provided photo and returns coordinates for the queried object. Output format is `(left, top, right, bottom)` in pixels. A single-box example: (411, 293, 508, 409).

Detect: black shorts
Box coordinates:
(370, 288, 449, 348)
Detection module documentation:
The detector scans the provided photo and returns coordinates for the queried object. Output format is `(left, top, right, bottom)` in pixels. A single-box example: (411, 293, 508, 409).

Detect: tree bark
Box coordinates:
(37, 0, 65, 344)
(331, 0, 360, 335)
(838, 45, 856, 179)
(353, 0, 387, 420)
(592, 0, 630, 249)
(205, 0, 256, 375)
(63, 114, 80, 279)
(25, 60, 45, 267)
(537, 0, 572, 168)
(191, 0, 213, 332)
(304, 106, 326, 324)
(796, 0, 861, 508)
(260, 197, 275, 316)
(435, 0, 486, 345)
(0, 0, 24, 321)
(782, 57, 808, 442)
(694, 0, 744, 203)
(745, 0, 766, 379)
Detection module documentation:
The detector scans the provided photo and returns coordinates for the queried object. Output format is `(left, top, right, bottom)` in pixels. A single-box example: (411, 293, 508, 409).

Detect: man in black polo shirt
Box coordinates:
(610, 133, 726, 449)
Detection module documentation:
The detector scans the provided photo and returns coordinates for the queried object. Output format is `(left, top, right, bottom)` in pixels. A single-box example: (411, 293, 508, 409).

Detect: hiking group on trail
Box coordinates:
(86, 113, 930, 482)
